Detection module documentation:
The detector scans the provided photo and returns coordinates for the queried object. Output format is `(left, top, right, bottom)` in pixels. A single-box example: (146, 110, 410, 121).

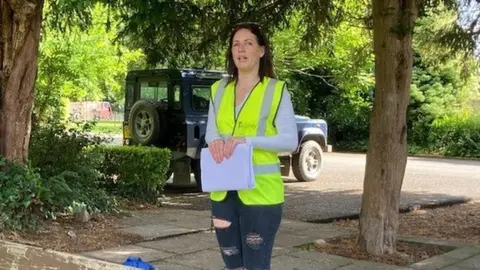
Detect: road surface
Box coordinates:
(163, 152, 480, 222)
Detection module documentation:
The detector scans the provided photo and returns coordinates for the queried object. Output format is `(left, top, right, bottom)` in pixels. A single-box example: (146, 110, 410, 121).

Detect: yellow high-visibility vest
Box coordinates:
(209, 76, 285, 205)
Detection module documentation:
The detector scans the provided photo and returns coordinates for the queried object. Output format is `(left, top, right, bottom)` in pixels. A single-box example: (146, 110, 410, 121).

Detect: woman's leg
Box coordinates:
(211, 191, 244, 270)
(238, 201, 283, 270)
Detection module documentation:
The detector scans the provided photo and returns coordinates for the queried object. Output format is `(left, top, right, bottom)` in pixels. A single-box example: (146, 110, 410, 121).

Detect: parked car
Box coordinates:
(122, 68, 329, 188)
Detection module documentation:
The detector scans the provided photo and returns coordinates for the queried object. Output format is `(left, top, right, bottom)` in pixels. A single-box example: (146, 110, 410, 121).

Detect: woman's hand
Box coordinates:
(208, 139, 225, 163)
(224, 136, 246, 159)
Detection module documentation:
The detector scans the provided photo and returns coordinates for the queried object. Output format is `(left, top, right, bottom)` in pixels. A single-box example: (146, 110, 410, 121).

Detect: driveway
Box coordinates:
(163, 152, 479, 222)
(279, 152, 480, 221)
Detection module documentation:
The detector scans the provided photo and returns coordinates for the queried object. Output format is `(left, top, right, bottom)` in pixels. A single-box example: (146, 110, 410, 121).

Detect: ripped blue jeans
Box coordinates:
(211, 191, 283, 270)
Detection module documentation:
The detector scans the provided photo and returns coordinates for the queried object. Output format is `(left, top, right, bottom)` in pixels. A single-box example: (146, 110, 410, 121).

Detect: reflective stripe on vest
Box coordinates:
(208, 76, 285, 205)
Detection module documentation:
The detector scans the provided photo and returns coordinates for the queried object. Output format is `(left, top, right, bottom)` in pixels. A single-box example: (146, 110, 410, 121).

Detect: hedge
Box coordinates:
(92, 146, 171, 202)
(430, 110, 480, 158)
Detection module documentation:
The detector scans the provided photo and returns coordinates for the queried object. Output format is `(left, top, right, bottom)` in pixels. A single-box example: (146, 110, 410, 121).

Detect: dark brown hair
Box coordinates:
(226, 22, 276, 83)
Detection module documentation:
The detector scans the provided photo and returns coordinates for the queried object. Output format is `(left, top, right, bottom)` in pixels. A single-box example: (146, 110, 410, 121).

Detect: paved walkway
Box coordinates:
(80, 208, 480, 270)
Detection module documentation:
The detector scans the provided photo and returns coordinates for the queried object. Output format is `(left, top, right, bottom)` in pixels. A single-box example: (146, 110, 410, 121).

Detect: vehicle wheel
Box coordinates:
(191, 159, 202, 191)
(128, 100, 164, 145)
(292, 140, 323, 182)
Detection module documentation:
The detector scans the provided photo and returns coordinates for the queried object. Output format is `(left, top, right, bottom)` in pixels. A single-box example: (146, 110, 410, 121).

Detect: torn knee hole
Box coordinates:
(221, 246, 239, 256)
(246, 233, 263, 249)
(212, 218, 231, 228)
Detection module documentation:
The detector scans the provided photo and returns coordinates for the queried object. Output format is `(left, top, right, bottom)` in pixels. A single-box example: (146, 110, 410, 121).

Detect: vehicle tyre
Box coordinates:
(292, 140, 323, 182)
(191, 159, 202, 191)
(128, 100, 165, 145)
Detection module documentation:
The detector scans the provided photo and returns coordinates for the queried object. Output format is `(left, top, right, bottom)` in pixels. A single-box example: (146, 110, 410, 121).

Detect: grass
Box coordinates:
(90, 120, 123, 134)
(67, 120, 123, 134)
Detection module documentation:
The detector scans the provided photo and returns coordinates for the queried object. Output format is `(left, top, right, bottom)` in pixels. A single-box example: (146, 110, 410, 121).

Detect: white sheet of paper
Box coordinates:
(200, 143, 255, 192)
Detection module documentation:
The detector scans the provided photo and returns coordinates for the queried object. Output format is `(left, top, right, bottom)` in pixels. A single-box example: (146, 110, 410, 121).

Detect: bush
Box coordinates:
(29, 120, 107, 177)
(93, 146, 171, 202)
(29, 120, 117, 214)
(334, 139, 368, 152)
(0, 157, 49, 230)
(0, 120, 125, 231)
(430, 110, 480, 158)
(0, 156, 79, 230)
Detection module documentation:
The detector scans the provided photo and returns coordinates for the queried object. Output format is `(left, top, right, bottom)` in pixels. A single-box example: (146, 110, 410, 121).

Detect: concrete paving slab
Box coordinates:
(278, 219, 323, 233)
(167, 215, 212, 230)
(186, 209, 212, 217)
(410, 253, 460, 269)
(286, 250, 353, 268)
(164, 249, 224, 270)
(440, 266, 473, 270)
(274, 232, 315, 248)
(151, 260, 203, 270)
(184, 231, 218, 243)
(82, 245, 174, 264)
(270, 254, 350, 270)
(450, 254, 480, 269)
(119, 209, 210, 227)
(120, 223, 198, 240)
(119, 212, 174, 227)
(292, 226, 356, 240)
(336, 260, 414, 270)
(136, 235, 218, 254)
(0, 240, 137, 270)
(271, 246, 296, 257)
(444, 246, 480, 260)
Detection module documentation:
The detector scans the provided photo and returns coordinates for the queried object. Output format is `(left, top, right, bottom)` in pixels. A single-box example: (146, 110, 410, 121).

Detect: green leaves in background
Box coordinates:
(35, 3, 144, 123)
(36, 0, 480, 157)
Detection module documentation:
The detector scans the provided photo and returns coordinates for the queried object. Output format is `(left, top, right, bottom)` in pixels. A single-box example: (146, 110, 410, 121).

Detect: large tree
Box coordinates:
(358, 0, 418, 255)
(359, 0, 479, 255)
(1, 0, 44, 163)
(0, 0, 478, 254)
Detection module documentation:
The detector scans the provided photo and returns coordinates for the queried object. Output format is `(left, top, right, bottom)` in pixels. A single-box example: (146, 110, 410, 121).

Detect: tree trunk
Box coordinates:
(0, 0, 44, 163)
(358, 0, 418, 255)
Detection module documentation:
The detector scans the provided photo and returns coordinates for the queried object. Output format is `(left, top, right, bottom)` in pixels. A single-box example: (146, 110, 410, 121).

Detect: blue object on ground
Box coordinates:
(122, 256, 155, 270)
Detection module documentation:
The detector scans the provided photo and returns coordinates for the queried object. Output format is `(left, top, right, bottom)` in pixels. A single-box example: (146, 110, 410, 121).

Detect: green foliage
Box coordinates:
(0, 154, 114, 231)
(416, 2, 479, 60)
(92, 146, 171, 202)
(0, 157, 49, 230)
(37, 0, 479, 160)
(408, 13, 480, 150)
(35, 3, 144, 123)
(430, 110, 480, 158)
(29, 120, 106, 177)
(29, 119, 117, 216)
(408, 58, 460, 146)
(271, 11, 374, 146)
(45, 0, 345, 68)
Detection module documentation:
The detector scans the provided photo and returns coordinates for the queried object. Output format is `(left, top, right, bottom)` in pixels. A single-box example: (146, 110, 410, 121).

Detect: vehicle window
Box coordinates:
(140, 81, 168, 101)
(191, 86, 210, 111)
(126, 84, 134, 107)
(173, 85, 181, 110)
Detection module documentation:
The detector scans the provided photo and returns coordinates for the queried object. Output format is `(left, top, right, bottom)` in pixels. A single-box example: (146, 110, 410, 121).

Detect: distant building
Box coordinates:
(67, 101, 114, 121)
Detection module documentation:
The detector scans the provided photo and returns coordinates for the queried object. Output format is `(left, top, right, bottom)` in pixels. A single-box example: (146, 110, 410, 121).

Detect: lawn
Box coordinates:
(90, 120, 123, 134)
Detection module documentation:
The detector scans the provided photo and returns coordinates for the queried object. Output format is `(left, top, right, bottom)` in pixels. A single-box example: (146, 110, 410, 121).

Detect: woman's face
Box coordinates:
(231, 28, 265, 73)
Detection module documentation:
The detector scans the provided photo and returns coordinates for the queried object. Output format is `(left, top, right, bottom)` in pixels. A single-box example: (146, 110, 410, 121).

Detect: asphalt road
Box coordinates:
(163, 152, 480, 222)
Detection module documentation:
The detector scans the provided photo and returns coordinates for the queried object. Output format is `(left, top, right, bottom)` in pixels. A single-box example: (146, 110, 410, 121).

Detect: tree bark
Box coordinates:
(0, 0, 44, 163)
(358, 0, 418, 255)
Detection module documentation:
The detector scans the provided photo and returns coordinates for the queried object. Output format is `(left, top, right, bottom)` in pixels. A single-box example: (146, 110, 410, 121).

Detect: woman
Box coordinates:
(205, 22, 298, 270)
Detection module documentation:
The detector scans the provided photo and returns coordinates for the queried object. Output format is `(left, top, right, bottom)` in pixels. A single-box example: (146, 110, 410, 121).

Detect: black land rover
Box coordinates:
(122, 68, 329, 189)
